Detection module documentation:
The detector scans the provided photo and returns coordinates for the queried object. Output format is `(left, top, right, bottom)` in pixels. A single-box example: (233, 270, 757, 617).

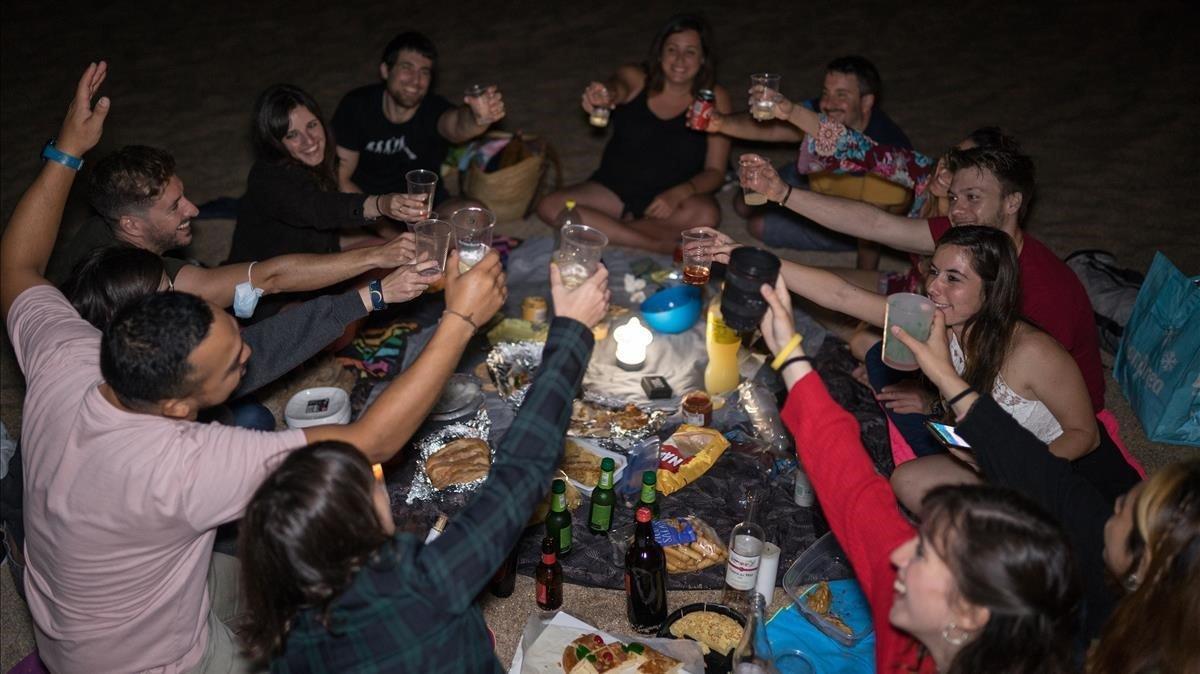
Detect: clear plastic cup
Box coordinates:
(555, 224, 608, 289)
(740, 157, 768, 206)
(405, 169, 438, 223)
(882, 293, 936, 370)
(680, 228, 717, 286)
(750, 73, 782, 121)
(450, 206, 496, 272)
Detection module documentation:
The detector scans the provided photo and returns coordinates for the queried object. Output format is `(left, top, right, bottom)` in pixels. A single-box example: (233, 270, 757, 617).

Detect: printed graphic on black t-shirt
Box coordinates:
(331, 83, 455, 195)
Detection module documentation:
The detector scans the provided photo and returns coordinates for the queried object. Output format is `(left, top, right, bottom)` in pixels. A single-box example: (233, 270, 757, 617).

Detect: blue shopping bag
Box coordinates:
(1114, 253, 1200, 446)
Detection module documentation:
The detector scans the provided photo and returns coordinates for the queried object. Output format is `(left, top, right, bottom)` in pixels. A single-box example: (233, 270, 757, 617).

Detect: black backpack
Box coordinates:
(1065, 250, 1145, 354)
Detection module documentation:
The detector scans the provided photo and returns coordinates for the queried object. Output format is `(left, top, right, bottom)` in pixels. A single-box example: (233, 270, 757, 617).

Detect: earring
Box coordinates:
(1123, 573, 1141, 591)
(941, 621, 971, 646)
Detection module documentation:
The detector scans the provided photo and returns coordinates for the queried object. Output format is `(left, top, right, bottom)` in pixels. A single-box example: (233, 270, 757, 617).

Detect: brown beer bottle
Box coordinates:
(624, 506, 667, 633)
(535, 536, 563, 611)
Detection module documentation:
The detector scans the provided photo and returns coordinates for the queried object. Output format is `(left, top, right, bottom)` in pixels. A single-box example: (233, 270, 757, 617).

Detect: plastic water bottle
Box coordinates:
(556, 199, 583, 229)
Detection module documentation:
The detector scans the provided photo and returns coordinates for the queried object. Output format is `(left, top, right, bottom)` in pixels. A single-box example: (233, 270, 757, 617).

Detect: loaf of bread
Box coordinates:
(425, 438, 490, 490)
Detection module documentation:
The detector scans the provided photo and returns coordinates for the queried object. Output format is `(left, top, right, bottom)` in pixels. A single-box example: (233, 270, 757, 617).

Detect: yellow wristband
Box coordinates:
(770, 334, 803, 370)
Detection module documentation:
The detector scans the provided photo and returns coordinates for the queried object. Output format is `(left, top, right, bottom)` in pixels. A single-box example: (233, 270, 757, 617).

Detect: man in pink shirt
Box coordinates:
(1, 63, 507, 673)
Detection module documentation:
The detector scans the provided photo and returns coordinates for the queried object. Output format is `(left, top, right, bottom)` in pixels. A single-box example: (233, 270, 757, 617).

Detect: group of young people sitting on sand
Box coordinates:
(1, 12, 1197, 674)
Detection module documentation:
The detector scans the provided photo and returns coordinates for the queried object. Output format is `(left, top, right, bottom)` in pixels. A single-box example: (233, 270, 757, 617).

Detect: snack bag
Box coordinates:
(657, 516, 728, 574)
(657, 424, 729, 495)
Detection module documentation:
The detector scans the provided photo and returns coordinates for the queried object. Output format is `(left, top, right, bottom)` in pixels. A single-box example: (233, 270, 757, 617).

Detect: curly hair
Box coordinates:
(238, 442, 392, 664)
(87, 145, 176, 226)
(1088, 460, 1200, 674)
(921, 484, 1081, 674)
(100, 291, 212, 408)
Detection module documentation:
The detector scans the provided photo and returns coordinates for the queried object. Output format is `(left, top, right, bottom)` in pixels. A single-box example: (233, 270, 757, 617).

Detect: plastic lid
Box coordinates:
(642, 471, 657, 485)
(600, 457, 615, 471)
(565, 199, 576, 209)
(552, 478, 566, 493)
(636, 506, 652, 523)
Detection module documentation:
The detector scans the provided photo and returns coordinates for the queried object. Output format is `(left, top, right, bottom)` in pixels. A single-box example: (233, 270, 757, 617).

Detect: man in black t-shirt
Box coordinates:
(332, 31, 505, 213)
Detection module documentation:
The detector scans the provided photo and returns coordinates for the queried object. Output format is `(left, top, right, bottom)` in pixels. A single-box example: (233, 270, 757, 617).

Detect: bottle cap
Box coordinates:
(540, 536, 557, 560)
(600, 457, 615, 471)
(552, 479, 566, 494)
(565, 199, 576, 209)
(642, 471, 656, 486)
(635, 506, 652, 523)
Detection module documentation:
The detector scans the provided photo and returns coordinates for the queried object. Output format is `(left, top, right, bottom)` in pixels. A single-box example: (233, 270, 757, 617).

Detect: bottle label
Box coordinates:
(794, 469, 815, 507)
(640, 483, 657, 506)
(590, 504, 612, 530)
(682, 410, 705, 426)
(725, 549, 762, 590)
(551, 492, 566, 511)
(560, 526, 572, 554)
(598, 471, 613, 490)
(537, 581, 547, 605)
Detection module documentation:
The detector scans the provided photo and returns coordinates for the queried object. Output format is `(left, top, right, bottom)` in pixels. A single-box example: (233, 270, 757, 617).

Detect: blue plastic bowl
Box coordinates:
(640, 285, 702, 334)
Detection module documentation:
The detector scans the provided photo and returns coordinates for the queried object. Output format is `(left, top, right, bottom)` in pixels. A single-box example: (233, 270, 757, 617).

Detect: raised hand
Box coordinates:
(686, 226, 738, 264)
(581, 82, 611, 114)
(466, 86, 505, 126)
(759, 274, 799, 357)
(57, 61, 111, 157)
(551, 263, 610, 328)
(376, 231, 417, 266)
(443, 249, 507, 329)
(379, 260, 439, 304)
(738, 154, 787, 203)
(378, 193, 431, 222)
(890, 309, 960, 394)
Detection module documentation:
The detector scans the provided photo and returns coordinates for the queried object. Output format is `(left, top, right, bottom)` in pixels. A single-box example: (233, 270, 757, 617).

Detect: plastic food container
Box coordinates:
(657, 602, 746, 673)
(284, 387, 351, 429)
(781, 532, 874, 647)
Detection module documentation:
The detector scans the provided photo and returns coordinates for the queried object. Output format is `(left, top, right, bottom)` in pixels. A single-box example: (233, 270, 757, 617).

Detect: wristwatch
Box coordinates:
(42, 139, 84, 171)
(368, 279, 387, 311)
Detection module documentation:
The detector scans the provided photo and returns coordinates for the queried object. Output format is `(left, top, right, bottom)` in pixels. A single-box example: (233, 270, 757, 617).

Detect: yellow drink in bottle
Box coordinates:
(704, 297, 741, 395)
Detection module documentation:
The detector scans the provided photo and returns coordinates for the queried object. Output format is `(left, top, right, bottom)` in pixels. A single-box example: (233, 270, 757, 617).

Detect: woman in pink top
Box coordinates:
(757, 275, 1080, 673)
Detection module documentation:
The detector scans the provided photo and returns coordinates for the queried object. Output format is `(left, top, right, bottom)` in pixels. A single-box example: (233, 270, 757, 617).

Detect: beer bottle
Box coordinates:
(624, 506, 667, 633)
(588, 458, 617, 535)
(545, 479, 573, 557)
(638, 471, 659, 519)
(488, 543, 519, 598)
(535, 536, 563, 611)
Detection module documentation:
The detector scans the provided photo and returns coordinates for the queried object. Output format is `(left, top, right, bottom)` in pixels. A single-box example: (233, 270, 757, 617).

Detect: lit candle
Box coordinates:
(372, 463, 385, 484)
(614, 317, 653, 371)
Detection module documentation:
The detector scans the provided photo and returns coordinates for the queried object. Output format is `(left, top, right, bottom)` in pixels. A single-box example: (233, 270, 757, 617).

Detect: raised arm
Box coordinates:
(173, 233, 416, 308)
(795, 114, 934, 192)
(581, 64, 644, 115)
(1, 62, 110, 320)
(438, 85, 505, 145)
(739, 153, 936, 254)
(302, 250, 506, 462)
(779, 258, 888, 327)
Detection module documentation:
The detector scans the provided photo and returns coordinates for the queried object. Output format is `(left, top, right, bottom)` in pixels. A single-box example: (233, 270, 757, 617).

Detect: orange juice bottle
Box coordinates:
(704, 295, 741, 396)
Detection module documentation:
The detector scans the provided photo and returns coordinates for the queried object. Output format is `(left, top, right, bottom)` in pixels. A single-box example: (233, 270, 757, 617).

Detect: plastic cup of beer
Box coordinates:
(589, 105, 611, 127)
(464, 83, 488, 100)
(555, 224, 608, 289)
(413, 218, 452, 292)
(405, 169, 438, 224)
(882, 293, 936, 371)
(740, 157, 769, 206)
(680, 228, 717, 286)
(450, 206, 496, 273)
(750, 73, 782, 121)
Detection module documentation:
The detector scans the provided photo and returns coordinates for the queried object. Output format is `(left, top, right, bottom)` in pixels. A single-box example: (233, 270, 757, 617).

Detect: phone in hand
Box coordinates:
(926, 421, 972, 452)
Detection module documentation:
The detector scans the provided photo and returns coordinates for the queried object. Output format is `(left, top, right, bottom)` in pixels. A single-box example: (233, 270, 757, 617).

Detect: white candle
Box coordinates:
(613, 317, 653, 370)
(754, 542, 781, 603)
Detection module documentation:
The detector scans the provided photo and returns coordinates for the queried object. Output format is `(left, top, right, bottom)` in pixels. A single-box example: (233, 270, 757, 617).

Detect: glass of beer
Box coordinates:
(680, 228, 717, 286)
(450, 206, 496, 272)
(588, 83, 611, 128)
(405, 169, 438, 224)
(464, 83, 488, 100)
(740, 157, 768, 206)
(750, 73, 782, 121)
(555, 224, 608, 289)
(413, 218, 452, 292)
(882, 293, 936, 370)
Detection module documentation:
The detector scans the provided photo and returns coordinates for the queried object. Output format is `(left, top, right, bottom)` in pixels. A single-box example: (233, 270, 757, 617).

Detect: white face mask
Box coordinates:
(232, 262, 263, 319)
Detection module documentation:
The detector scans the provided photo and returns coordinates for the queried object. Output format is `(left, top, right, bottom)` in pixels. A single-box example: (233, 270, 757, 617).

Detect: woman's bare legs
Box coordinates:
(537, 182, 719, 254)
(890, 454, 982, 514)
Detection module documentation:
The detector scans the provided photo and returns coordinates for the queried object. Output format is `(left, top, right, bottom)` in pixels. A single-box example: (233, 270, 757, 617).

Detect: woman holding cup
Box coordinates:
(698, 215, 1138, 511)
(535, 13, 732, 254)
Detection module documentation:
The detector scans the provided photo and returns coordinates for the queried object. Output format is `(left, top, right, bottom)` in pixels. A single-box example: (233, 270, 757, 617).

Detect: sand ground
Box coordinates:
(2, 0, 1198, 669)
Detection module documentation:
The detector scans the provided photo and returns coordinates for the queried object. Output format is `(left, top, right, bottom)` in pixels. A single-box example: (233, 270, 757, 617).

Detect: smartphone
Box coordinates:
(926, 421, 972, 452)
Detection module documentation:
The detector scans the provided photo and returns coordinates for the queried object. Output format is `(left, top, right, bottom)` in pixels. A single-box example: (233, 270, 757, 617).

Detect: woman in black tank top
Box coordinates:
(535, 14, 731, 254)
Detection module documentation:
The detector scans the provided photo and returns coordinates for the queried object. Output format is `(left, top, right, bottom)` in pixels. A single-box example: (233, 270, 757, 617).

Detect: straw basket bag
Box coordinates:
(461, 131, 561, 222)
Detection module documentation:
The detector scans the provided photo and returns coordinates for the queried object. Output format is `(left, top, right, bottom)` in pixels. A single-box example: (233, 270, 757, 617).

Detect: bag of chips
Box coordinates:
(657, 424, 729, 495)
(657, 516, 728, 574)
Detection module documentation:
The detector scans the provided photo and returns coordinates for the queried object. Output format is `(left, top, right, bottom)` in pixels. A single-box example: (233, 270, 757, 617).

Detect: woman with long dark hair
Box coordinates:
(892, 306, 1200, 669)
(237, 264, 611, 671)
(706, 220, 1138, 510)
(535, 13, 732, 253)
(756, 276, 1080, 673)
(228, 84, 435, 320)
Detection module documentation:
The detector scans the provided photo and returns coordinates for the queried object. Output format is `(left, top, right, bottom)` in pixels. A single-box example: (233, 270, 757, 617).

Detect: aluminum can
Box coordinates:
(686, 89, 716, 131)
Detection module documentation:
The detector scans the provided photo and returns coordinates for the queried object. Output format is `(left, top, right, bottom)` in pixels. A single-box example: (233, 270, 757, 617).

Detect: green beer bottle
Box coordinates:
(638, 471, 659, 519)
(588, 458, 617, 535)
(546, 479, 573, 557)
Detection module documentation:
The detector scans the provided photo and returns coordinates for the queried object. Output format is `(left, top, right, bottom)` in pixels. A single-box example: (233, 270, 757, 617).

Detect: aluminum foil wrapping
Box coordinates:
(406, 407, 493, 504)
(485, 341, 545, 406)
(568, 391, 668, 444)
(737, 380, 792, 455)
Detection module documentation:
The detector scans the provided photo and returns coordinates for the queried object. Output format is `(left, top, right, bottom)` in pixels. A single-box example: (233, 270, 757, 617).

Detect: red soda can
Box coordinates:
(686, 89, 716, 131)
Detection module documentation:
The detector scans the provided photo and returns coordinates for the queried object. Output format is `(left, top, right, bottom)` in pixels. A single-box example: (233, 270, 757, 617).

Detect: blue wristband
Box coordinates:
(368, 279, 387, 311)
(41, 139, 84, 171)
